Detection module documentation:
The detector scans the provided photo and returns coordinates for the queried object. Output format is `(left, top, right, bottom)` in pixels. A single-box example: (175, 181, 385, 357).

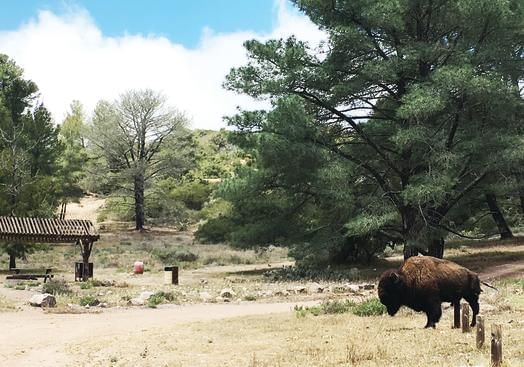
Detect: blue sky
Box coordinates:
(1, 0, 276, 48)
(0, 0, 323, 129)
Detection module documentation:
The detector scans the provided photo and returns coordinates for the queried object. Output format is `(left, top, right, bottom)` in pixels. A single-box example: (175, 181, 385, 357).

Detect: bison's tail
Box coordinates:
(480, 280, 498, 291)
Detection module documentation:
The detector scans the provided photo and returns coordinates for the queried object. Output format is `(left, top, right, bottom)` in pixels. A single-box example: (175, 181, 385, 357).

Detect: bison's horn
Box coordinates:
(390, 272, 400, 284)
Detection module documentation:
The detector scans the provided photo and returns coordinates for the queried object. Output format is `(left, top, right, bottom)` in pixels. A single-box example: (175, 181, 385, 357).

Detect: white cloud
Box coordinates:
(0, 0, 325, 129)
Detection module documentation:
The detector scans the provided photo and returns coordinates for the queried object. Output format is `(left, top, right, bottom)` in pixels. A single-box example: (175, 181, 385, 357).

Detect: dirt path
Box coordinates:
(64, 195, 105, 223)
(479, 260, 524, 281)
(0, 301, 319, 366)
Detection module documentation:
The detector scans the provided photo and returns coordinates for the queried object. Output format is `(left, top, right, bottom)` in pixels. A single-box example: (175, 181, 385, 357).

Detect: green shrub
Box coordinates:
(171, 181, 213, 211)
(155, 291, 176, 302)
(352, 298, 386, 316)
(91, 279, 115, 287)
(79, 295, 100, 306)
(294, 304, 322, 317)
(243, 294, 257, 301)
(264, 265, 359, 282)
(147, 291, 177, 308)
(152, 247, 198, 264)
(195, 216, 235, 243)
(80, 282, 92, 289)
(322, 299, 356, 314)
(295, 298, 384, 318)
(43, 279, 72, 295)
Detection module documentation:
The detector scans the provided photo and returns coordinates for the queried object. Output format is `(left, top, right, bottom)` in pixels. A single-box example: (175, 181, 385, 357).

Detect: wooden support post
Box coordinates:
(453, 303, 461, 328)
(77, 239, 94, 281)
(461, 303, 470, 332)
(476, 315, 484, 348)
(491, 324, 502, 367)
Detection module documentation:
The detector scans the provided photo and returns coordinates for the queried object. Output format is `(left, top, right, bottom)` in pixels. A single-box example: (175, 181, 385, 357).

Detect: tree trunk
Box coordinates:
(519, 190, 524, 215)
(485, 193, 513, 240)
(427, 237, 444, 259)
(403, 245, 419, 260)
(59, 201, 67, 220)
(134, 173, 145, 231)
(79, 240, 93, 281)
(9, 253, 16, 270)
(516, 176, 524, 214)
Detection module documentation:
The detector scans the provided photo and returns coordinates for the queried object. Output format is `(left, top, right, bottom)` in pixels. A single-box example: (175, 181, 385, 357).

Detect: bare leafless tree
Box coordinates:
(90, 89, 189, 230)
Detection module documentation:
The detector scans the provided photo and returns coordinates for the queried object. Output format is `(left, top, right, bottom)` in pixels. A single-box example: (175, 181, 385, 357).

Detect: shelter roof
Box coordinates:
(0, 216, 99, 243)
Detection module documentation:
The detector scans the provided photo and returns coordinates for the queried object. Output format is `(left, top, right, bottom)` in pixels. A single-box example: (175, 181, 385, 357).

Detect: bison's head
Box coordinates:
(378, 270, 403, 316)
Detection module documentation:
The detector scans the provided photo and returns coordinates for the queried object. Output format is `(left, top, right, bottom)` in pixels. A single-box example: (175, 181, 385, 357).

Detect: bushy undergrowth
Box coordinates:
(351, 298, 386, 316)
(147, 291, 176, 308)
(43, 279, 72, 295)
(264, 265, 360, 282)
(152, 247, 198, 264)
(295, 298, 385, 318)
(79, 295, 100, 306)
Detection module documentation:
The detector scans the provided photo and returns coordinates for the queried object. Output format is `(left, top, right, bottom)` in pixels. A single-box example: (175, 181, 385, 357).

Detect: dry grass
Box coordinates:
(1, 228, 523, 365)
(1, 230, 289, 274)
(68, 283, 524, 367)
(0, 294, 16, 312)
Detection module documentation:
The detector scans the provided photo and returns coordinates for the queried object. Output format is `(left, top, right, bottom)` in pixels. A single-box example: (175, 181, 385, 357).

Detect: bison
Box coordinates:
(378, 256, 484, 328)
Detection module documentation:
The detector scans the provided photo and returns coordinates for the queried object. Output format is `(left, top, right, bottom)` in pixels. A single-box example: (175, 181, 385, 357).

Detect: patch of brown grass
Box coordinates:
(0, 295, 16, 312)
(68, 289, 524, 367)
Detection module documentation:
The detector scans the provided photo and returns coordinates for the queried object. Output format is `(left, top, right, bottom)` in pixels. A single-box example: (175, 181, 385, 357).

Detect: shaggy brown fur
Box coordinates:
(378, 256, 481, 328)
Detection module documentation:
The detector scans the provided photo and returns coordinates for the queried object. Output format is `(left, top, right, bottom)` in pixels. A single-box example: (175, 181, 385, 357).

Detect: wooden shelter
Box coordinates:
(0, 216, 99, 281)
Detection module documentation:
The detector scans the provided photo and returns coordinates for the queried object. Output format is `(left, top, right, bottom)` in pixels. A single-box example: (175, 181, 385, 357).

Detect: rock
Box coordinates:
(275, 290, 290, 297)
(99, 302, 108, 308)
(85, 304, 90, 309)
(329, 285, 347, 294)
(200, 279, 208, 285)
(129, 298, 145, 306)
(308, 282, 324, 294)
(293, 286, 307, 294)
(258, 290, 273, 297)
(215, 296, 225, 303)
(138, 291, 155, 301)
(128, 291, 154, 306)
(346, 284, 360, 293)
(29, 293, 56, 308)
(220, 288, 236, 298)
(199, 291, 213, 302)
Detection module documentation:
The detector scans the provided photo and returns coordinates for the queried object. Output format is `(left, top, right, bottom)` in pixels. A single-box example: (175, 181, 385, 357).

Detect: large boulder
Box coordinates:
(129, 291, 155, 306)
(220, 288, 236, 298)
(29, 293, 56, 308)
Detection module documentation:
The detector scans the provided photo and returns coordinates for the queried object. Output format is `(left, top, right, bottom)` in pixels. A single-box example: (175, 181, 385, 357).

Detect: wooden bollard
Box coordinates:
(453, 303, 461, 328)
(476, 315, 484, 348)
(491, 324, 502, 367)
(461, 303, 470, 332)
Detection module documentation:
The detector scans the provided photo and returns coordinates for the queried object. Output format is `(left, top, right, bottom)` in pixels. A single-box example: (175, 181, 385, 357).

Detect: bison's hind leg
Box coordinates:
(464, 294, 480, 327)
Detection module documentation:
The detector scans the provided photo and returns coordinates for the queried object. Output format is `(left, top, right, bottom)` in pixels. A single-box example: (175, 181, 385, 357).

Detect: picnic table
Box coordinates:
(6, 268, 54, 283)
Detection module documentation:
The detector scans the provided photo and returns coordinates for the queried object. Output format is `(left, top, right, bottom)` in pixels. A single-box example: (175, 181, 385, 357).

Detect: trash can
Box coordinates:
(164, 266, 179, 285)
(133, 261, 144, 274)
(75, 262, 93, 281)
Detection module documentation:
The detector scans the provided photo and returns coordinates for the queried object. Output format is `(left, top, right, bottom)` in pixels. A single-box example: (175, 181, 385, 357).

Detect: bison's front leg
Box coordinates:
(424, 299, 442, 328)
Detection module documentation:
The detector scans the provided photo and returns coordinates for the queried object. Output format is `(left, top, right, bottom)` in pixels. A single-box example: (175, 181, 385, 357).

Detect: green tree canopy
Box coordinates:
(0, 54, 63, 267)
(219, 0, 524, 262)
